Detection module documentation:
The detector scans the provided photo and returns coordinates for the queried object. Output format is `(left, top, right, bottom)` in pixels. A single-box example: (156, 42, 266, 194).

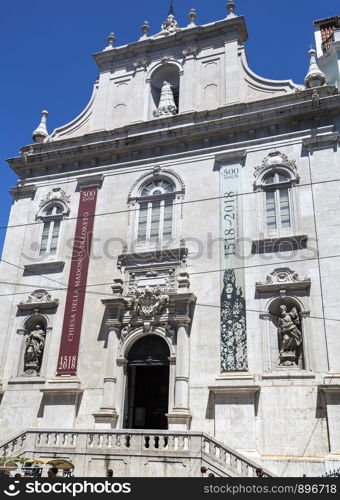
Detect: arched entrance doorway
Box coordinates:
(125, 335, 170, 430)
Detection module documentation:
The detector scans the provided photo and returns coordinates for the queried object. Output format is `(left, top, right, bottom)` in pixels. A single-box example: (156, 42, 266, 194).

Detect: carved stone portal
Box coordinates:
(277, 304, 303, 366)
(24, 323, 46, 375)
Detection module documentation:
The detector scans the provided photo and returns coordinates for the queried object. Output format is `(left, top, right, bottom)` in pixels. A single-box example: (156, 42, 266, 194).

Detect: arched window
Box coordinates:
(263, 172, 292, 234)
(39, 204, 63, 256)
(254, 152, 300, 239)
(136, 179, 175, 247)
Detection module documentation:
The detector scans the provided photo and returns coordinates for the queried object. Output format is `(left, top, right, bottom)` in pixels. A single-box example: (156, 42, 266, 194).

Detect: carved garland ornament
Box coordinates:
(256, 268, 311, 293)
(18, 289, 59, 311)
(39, 187, 71, 208)
(254, 151, 299, 180)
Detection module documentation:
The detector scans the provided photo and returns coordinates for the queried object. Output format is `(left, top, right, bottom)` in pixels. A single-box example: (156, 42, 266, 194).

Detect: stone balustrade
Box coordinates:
(0, 429, 273, 477)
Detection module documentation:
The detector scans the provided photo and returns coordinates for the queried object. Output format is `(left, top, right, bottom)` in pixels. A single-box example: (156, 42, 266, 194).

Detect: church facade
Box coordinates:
(1, 2, 340, 477)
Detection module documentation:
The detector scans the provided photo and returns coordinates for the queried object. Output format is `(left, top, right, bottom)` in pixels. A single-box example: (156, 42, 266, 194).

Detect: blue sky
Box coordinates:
(1, 0, 339, 255)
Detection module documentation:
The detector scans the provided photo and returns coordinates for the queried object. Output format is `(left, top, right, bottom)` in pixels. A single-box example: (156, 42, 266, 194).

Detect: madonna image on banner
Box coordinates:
(220, 164, 248, 372)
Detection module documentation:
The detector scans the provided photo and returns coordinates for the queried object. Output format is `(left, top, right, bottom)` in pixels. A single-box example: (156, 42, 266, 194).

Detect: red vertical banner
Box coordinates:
(57, 187, 98, 375)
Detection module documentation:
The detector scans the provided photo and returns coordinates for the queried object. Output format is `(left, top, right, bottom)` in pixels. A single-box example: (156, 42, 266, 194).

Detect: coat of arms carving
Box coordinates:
(131, 286, 169, 320)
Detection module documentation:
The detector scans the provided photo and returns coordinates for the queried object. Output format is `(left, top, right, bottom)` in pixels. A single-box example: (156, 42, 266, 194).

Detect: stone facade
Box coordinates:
(1, 6, 340, 477)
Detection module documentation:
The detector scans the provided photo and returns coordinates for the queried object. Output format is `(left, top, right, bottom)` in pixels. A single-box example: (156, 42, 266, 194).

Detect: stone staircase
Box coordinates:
(0, 429, 273, 477)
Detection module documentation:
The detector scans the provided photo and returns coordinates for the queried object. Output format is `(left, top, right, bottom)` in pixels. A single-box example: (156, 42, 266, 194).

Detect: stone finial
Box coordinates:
(226, 0, 236, 19)
(103, 32, 116, 51)
(140, 21, 150, 39)
(188, 8, 197, 27)
(169, 0, 174, 15)
(108, 32, 116, 46)
(304, 49, 326, 88)
(32, 110, 49, 143)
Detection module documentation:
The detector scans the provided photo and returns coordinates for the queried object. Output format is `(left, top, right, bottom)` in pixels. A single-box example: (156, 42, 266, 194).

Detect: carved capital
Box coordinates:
(112, 279, 124, 296)
(176, 320, 190, 330)
(133, 57, 148, 70)
(107, 323, 122, 336)
(177, 271, 190, 290)
(182, 45, 198, 59)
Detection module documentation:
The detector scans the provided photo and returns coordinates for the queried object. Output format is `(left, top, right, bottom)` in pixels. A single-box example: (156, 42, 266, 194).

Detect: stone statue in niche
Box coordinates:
(277, 305, 303, 366)
(24, 324, 46, 375)
(153, 81, 177, 118)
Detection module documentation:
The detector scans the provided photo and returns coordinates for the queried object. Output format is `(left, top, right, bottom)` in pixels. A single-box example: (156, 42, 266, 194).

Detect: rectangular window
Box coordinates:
(163, 200, 173, 240)
(39, 222, 51, 255)
(50, 220, 61, 254)
(279, 188, 291, 228)
(150, 201, 161, 241)
(137, 203, 148, 242)
(266, 191, 277, 230)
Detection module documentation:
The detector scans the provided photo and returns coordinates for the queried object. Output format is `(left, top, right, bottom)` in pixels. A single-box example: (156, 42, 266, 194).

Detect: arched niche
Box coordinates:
(268, 297, 304, 369)
(16, 314, 49, 378)
(23, 313, 48, 332)
(149, 64, 181, 118)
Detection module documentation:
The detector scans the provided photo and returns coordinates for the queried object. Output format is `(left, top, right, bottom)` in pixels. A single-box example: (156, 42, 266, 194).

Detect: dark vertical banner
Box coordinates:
(220, 165, 248, 372)
(57, 187, 98, 375)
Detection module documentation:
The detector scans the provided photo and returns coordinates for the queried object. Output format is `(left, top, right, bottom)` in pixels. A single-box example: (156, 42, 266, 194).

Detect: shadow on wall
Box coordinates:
(37, 393, 83, 425)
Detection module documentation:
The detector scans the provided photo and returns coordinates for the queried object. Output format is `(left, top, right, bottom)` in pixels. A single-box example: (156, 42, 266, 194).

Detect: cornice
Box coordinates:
(252, 235, 308, 254)
(215, 149, 247, 166)
(10, 185, 37, 199)
(318, 385, 340, 393)
(302, 131, 339, 152)
(93, 16, 248, 68)
(24, 261, 65, 273)
(40, 377, 82, 394)
(209, 384, 260, 394)
(8, 87, 339, 177)
(77, 174, 104, 189)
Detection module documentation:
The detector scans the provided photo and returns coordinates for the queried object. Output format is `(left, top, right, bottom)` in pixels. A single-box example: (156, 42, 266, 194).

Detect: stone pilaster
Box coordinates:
(167, 293, 195, 430)
(174, 321, 190, 410)
(319, 378, 340, 457)
(95, 292, 127, 428)
(93, 326, 120, 429)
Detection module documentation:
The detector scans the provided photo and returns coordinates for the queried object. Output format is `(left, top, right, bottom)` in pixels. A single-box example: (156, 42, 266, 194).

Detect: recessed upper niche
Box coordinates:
(149, 64, 180, 118)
